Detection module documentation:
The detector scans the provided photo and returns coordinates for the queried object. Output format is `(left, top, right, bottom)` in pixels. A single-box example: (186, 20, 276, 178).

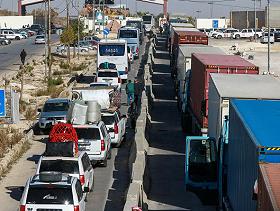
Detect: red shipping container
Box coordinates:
(189, 54, 259, 129)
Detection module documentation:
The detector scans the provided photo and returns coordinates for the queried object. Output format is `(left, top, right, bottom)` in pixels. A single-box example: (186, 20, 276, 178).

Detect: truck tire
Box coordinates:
(100, 157, 107, 167)
(108, 148, 112, 160)
(236, 34, 240, 39)
(218, 35, 222, 39)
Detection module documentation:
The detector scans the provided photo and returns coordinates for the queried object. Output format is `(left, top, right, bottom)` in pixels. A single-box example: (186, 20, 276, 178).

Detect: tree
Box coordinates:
(187, 16, 195, 27)
(136, 11, 149, 17)
(60, 26, 74, 63)
(16, 65, 34, 101)
(70, 18, 85, 58)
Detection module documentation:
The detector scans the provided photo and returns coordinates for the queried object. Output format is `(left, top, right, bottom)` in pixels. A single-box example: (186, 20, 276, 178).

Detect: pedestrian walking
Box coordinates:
(128, 98, 137, 129)
(134, 78, 141, 105)
(20, 49, 27, 65)
(126, 80, 135, 106)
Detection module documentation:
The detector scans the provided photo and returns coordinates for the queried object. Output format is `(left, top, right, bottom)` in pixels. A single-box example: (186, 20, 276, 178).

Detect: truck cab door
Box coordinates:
(185, 136, 218, 190)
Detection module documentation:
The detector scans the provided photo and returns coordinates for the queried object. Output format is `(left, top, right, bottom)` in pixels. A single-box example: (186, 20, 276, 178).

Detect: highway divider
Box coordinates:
(123, 39, 156, 211)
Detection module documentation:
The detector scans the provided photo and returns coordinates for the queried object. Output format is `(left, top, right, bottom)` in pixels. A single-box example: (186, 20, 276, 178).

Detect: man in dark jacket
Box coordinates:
(20, 49, 27, 65)
(134, 78, 141, 105)
(128, 99, 137, 129)
(126, 80, 135, 106)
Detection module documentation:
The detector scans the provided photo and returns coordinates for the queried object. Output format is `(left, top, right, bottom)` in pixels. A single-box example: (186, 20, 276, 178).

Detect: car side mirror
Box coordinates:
(83, 187, 90, 193)
(38, 108, 42, 112)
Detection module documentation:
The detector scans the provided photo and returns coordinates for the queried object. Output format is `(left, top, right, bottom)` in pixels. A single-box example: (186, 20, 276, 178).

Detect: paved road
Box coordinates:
(0, 34, 60, 78)
(147, 34, 216, 211)
(0, 36, 148, 211)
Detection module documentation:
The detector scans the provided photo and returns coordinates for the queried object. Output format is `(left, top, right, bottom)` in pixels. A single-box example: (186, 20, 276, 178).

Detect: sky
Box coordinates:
(1, 0, 280, 19)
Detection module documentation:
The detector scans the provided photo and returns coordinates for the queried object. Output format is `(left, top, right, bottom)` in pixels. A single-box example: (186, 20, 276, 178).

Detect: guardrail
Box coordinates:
(123, 39, 156, 211)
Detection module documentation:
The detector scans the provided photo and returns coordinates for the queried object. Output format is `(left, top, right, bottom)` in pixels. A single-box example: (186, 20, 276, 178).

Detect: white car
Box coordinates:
(95, 68, 121, 91)
(261, 32, 274, 44)
(35, 151, 94, 200)
(231, 29, 256, 39)
(101, 110, 126, 147)
(35, 35, 46, 44)
(20, 172, 89, 211)
(74, 121, 112, 167)
(56, 44, 89, 53)
(0, 29, 24, 40)
(213, 29, 239, 39)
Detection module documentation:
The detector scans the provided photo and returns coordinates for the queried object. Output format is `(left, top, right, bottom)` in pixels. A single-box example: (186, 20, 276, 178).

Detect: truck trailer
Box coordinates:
(182, 54, 259, 135)
(176, 45, 226, 110)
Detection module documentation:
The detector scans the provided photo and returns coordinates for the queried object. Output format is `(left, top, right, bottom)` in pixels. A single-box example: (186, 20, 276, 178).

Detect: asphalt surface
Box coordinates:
(0, 35, 148, 211)
(0, 34, 60, 78)
(146, 34, 216, 211)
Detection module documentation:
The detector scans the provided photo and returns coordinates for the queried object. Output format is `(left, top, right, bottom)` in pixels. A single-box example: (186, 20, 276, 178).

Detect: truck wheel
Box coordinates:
(108, 148, 112, 160)
(236, 34, 240, 39)
(218, 35, 222, 39)
(100, 157, 107, 167)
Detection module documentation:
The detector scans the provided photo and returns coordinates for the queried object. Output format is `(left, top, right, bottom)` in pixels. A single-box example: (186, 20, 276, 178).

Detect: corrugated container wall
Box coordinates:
(258, 163, 280, 211)
(228, 100, 280, 211)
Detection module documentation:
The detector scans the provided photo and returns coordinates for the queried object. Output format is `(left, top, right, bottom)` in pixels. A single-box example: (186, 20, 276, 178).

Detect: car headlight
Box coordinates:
(40, 117, 46, 121)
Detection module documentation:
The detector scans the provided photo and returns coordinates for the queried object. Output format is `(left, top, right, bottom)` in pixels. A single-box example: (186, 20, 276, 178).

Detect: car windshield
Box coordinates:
(99, 44, 125, 56)
(98, 72, 118, 77)
(26, 187, 73, 204)
(36, 36, 45, 39)
(39, 160, 79, 174)
(43, 102, 69, 112)
(75, 128, 101, 140)
(101, 116, 115, 125)
(119, 30, 138, 38)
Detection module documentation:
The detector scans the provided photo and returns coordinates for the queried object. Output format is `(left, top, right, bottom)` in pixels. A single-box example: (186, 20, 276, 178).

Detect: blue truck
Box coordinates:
(185, 74, 280, 210)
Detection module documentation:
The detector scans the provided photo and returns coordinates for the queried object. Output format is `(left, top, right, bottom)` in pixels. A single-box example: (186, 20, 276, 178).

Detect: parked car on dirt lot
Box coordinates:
(213, 28, 238, 39)
(261, 32, 274, 44)
(56, 44, 89, 53)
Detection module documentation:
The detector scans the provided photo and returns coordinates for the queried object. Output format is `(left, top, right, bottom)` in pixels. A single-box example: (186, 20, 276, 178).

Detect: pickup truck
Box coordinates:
(74, 121, 112, 167)
(231, 28, 260, 39)
(213, 28, 238, 39)
(101, 109, 126, 147)
(0, 29, 24, 40)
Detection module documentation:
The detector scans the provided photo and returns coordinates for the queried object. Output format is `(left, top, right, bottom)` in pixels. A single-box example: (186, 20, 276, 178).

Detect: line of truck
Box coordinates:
(166, 21, 280, 211)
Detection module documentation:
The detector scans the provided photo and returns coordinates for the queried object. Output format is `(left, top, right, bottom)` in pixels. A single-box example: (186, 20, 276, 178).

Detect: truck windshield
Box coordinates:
(26, 187, 73, 204)
(188, 139, 217, 182)
(75, 128, 101, 140)
(99, 45, 125, 56)
(101, 116, 115, 125)
(119, 30, 138, 38)
(43, 102, 69, 112)
(40, 160, 79, 174)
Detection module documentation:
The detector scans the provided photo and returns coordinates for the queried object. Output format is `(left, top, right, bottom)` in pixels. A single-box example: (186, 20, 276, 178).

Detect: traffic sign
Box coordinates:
(0, 90, 5, 117)
(96, 11, 103, 23)
(212, 20, 218, 28)
(103, 28, 109, 35)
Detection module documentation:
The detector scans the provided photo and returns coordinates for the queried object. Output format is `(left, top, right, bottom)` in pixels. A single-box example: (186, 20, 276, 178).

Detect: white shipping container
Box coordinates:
(195, 18, 227, 29)
(0, 16, 33, 29)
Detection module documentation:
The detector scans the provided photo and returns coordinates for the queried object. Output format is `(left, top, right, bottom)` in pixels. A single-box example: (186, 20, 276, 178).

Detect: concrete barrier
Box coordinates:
(123, 38, 156, 211)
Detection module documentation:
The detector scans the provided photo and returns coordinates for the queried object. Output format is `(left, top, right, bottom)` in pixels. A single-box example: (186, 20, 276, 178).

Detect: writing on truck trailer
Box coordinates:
(97, 39, 128, 83)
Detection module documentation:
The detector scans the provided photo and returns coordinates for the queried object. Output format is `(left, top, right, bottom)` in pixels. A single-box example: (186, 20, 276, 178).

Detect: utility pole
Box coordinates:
(254, 0, 257, 42)
(93, 0, 95, 34)
(78, 0, 80, 60)
(67, 0, 70, 63)
(103, 0, 105, 38)
(48, 0, 52, 77)
(44, 0, 47, 77)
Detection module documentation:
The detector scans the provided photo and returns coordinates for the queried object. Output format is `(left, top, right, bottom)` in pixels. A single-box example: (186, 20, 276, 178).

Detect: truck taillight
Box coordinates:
(151, 26, 153, 29)
(80, 175, 85, 185)
(101, 140, 105, 151)
(74, 206, 79, 211)
(20, 205, 25, 211)
(95, 77, 97, 82)
(125, 67, 128, 74)
(114, 124, 118, 133)
(118, 78, 120, 83)
(136, 47, 139, 53)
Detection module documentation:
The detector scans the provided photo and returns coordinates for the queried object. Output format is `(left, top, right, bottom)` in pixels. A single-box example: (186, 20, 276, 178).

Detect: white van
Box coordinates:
(97, 39, 128, 83)
(142, 14, 154, 34)
(118, 27, 140, 59)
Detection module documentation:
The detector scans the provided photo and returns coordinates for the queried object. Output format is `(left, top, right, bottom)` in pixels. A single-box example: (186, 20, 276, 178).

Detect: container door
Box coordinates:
(185, 136, 218, 189)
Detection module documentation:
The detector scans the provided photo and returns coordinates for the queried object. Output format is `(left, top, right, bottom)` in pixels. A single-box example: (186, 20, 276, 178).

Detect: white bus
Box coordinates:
(142, 14, 154, 34)
(118, 27, 140, 59)
(97, 39, 128, 83)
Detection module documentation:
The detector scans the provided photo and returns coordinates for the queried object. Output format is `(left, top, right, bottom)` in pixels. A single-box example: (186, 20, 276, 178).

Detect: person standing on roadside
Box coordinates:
(134, 78, 141, 105)
(128, 98, 137, 129)
(20, 49, 27, 65)
(126, 80, 135, 106)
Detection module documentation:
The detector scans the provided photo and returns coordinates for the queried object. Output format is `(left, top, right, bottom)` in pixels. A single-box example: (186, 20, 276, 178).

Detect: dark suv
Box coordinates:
(30, 24, 44, 35)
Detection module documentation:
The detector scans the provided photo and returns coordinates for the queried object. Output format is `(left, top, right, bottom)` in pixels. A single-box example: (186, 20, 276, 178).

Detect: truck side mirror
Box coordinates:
(201, 100, 207, 117)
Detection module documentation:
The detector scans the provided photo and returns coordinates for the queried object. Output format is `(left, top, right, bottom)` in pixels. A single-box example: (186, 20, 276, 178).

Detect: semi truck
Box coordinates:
(186, 98, 280, 210)
(175, 45, 226, 109)
(181, 54, 259, 135)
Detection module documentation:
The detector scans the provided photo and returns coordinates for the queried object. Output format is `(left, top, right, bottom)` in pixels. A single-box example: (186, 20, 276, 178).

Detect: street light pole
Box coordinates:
(196, 10, 201, 18)
(48, 0, 51, 77)
(44, 0, 47, 77)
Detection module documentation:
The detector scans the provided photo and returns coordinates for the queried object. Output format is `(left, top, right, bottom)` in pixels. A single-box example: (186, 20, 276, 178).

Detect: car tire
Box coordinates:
(100, 157, 107, 167)
(81, 49, 86, 52)
(15, 36, 20, 40)
(1, 41, 5, 45)
(218, 35, 222, 39)
(236, 34, 240, 39)
(108, 147, 112, 160)
(90, 176, 94, 191)
(61, 49, 66, 54)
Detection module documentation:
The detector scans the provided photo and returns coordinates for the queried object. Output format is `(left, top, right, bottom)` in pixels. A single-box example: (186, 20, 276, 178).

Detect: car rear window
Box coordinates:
(40, 160, 79, 174)
(101, 116, 115, 125)
(27, 187, 73, 204)
(43, 102, 69, 112)
(98, 72, 118, 77)
(75, 128, 101, 140)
